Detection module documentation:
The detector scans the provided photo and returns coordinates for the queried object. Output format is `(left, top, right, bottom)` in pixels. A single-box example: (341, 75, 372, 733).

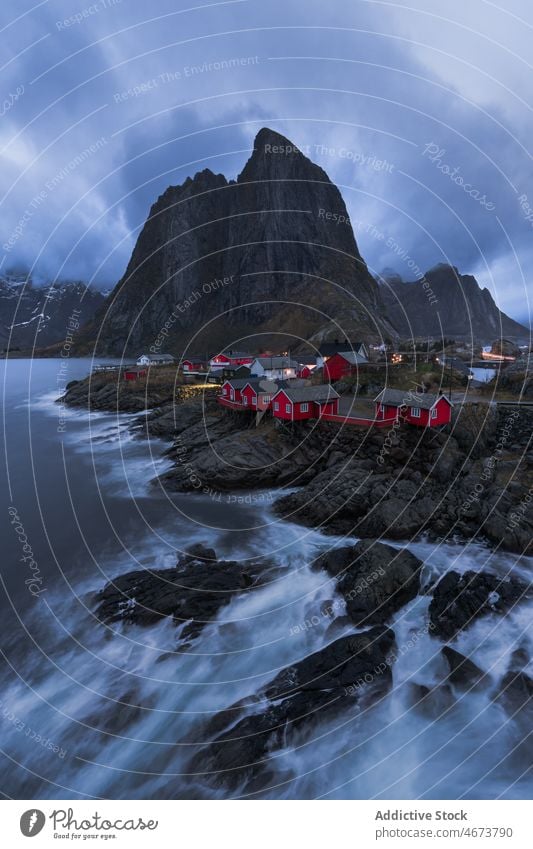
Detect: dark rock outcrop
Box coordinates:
(95, 545, 261, 641)
(442, 646, 486, 690)
(494, 648, 533, 723)
(314, 539, 423, 626)
(189, 627, 395, 791)
(429, 570, 528, 639)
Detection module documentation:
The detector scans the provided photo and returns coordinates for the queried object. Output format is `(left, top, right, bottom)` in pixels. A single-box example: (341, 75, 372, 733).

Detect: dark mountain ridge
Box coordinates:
(379, 264, 529, 343)
(0, 270, 106, 351)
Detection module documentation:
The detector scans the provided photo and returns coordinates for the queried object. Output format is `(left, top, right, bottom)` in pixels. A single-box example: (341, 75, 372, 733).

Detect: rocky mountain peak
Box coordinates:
(84, 127, 392, 355)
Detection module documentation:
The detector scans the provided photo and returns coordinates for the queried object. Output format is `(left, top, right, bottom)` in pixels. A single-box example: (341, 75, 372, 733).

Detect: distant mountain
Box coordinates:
(81, 127, 395, 355)
(0, 269, 106, 351)
(378, 264, 530, 343)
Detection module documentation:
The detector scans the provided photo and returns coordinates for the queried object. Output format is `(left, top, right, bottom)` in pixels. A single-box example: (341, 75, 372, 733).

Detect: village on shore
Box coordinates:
(93, 335, 531, 432)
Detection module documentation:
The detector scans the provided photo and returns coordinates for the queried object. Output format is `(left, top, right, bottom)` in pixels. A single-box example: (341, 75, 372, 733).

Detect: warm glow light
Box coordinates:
(481, 352, 516, 361)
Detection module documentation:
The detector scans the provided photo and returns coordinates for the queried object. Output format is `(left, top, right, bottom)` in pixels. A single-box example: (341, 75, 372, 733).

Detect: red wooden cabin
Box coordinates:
(182, 357, 206, 372)
(324, 351, 367, 382)
(374, 389, 453, 427)
(210, 351, 254, 370)
(241, 380, 284, 411)
(271, 385, 339, 421)
(124, 366, 147, 381)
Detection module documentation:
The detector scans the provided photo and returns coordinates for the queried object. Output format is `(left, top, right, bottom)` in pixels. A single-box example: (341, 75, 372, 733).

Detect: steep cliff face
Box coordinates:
(89, 128, 391, 355)
(379, 264, 529, 343)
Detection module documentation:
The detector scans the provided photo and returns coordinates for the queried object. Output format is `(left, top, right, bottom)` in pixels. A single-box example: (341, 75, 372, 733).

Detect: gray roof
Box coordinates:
(224, 378, 288, 392)
(253, 356, 299, 369)
(296, 354, 319, 365)
(275, 384, 340, 403)
(333, 351, 368, 365)
(374, 388, 453, 409)
(214, 350, 252, 359)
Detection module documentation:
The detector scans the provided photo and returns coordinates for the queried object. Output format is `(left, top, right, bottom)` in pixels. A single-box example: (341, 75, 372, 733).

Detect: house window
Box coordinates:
(252, 397, 257, 406)
(285, 404, 292, 414)
(411, 407, 421, 417)
(230, 389, 235, 400)
(243, 396, 248, 405)
(274, 402, 279, 411)
(262, 395, 270, 403)
(431, 407, 437, 419)
(300, 403, 309, 413)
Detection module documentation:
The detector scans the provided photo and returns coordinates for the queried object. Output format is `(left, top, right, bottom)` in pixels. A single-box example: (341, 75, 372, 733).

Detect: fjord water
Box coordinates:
(1, 359, 532, 800)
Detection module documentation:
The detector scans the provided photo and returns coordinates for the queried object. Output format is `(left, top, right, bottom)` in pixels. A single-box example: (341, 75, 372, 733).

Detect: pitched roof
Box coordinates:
(252, 356, 300, 369)
(330, 350, 368, 365)
(275, 384, 340, 403)
(212, 350, 252, 359)
(224, 378, 288, 392)
(374, 388, 453, 409)
(296, 354, 319, 365)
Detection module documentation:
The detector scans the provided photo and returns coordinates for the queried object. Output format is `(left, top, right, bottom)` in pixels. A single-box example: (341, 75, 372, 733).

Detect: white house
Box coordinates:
(250, 356, 300, 380)
(136, 353, 176, 366)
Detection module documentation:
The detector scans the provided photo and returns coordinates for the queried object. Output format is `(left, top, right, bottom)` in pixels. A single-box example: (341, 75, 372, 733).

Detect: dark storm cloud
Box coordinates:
(0, 0, 531, 324)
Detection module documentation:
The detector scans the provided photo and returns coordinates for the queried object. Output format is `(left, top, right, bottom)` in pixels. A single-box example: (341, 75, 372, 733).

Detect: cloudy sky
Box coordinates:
(1, 0, 532, 323)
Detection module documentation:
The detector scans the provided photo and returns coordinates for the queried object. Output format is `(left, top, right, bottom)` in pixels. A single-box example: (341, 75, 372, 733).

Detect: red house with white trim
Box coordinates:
(324, 351, 368, 382)
(374, 389, 453, 427)
(219, 378, 287, 411)
(210, 351, 254, 370)
(241, 379, 285, 411)
(271, 385, 339, 421)
(182, 357, 206, 372)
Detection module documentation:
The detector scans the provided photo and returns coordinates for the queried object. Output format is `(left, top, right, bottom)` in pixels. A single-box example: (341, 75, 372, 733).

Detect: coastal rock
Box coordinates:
(441, 646, 486, 690)
(408, 682, 456, 719)
(314, 540, 423, 626)
(189, 627, 395, 791)
(429, 570, 528, 640)
(493, 647, 532, 724)
(95, 546, 260, 641)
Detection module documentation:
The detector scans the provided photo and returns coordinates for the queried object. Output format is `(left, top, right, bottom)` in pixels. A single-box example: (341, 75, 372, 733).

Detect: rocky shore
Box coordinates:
(94, 539, 531, 794)
(59, 372, 533, 555)
(61, 372, 533, 794)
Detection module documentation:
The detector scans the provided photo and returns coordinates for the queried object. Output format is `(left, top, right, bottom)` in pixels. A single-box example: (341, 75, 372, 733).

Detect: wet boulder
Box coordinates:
(315, 540, 423, 626)
(407, 682, 455, 719)
(493, 648, 533, 723)
(95, 545, 259, 641)
(441, 646, 486, 690)
(189, 626, 395, 791)
(429, 570, 528, 640)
